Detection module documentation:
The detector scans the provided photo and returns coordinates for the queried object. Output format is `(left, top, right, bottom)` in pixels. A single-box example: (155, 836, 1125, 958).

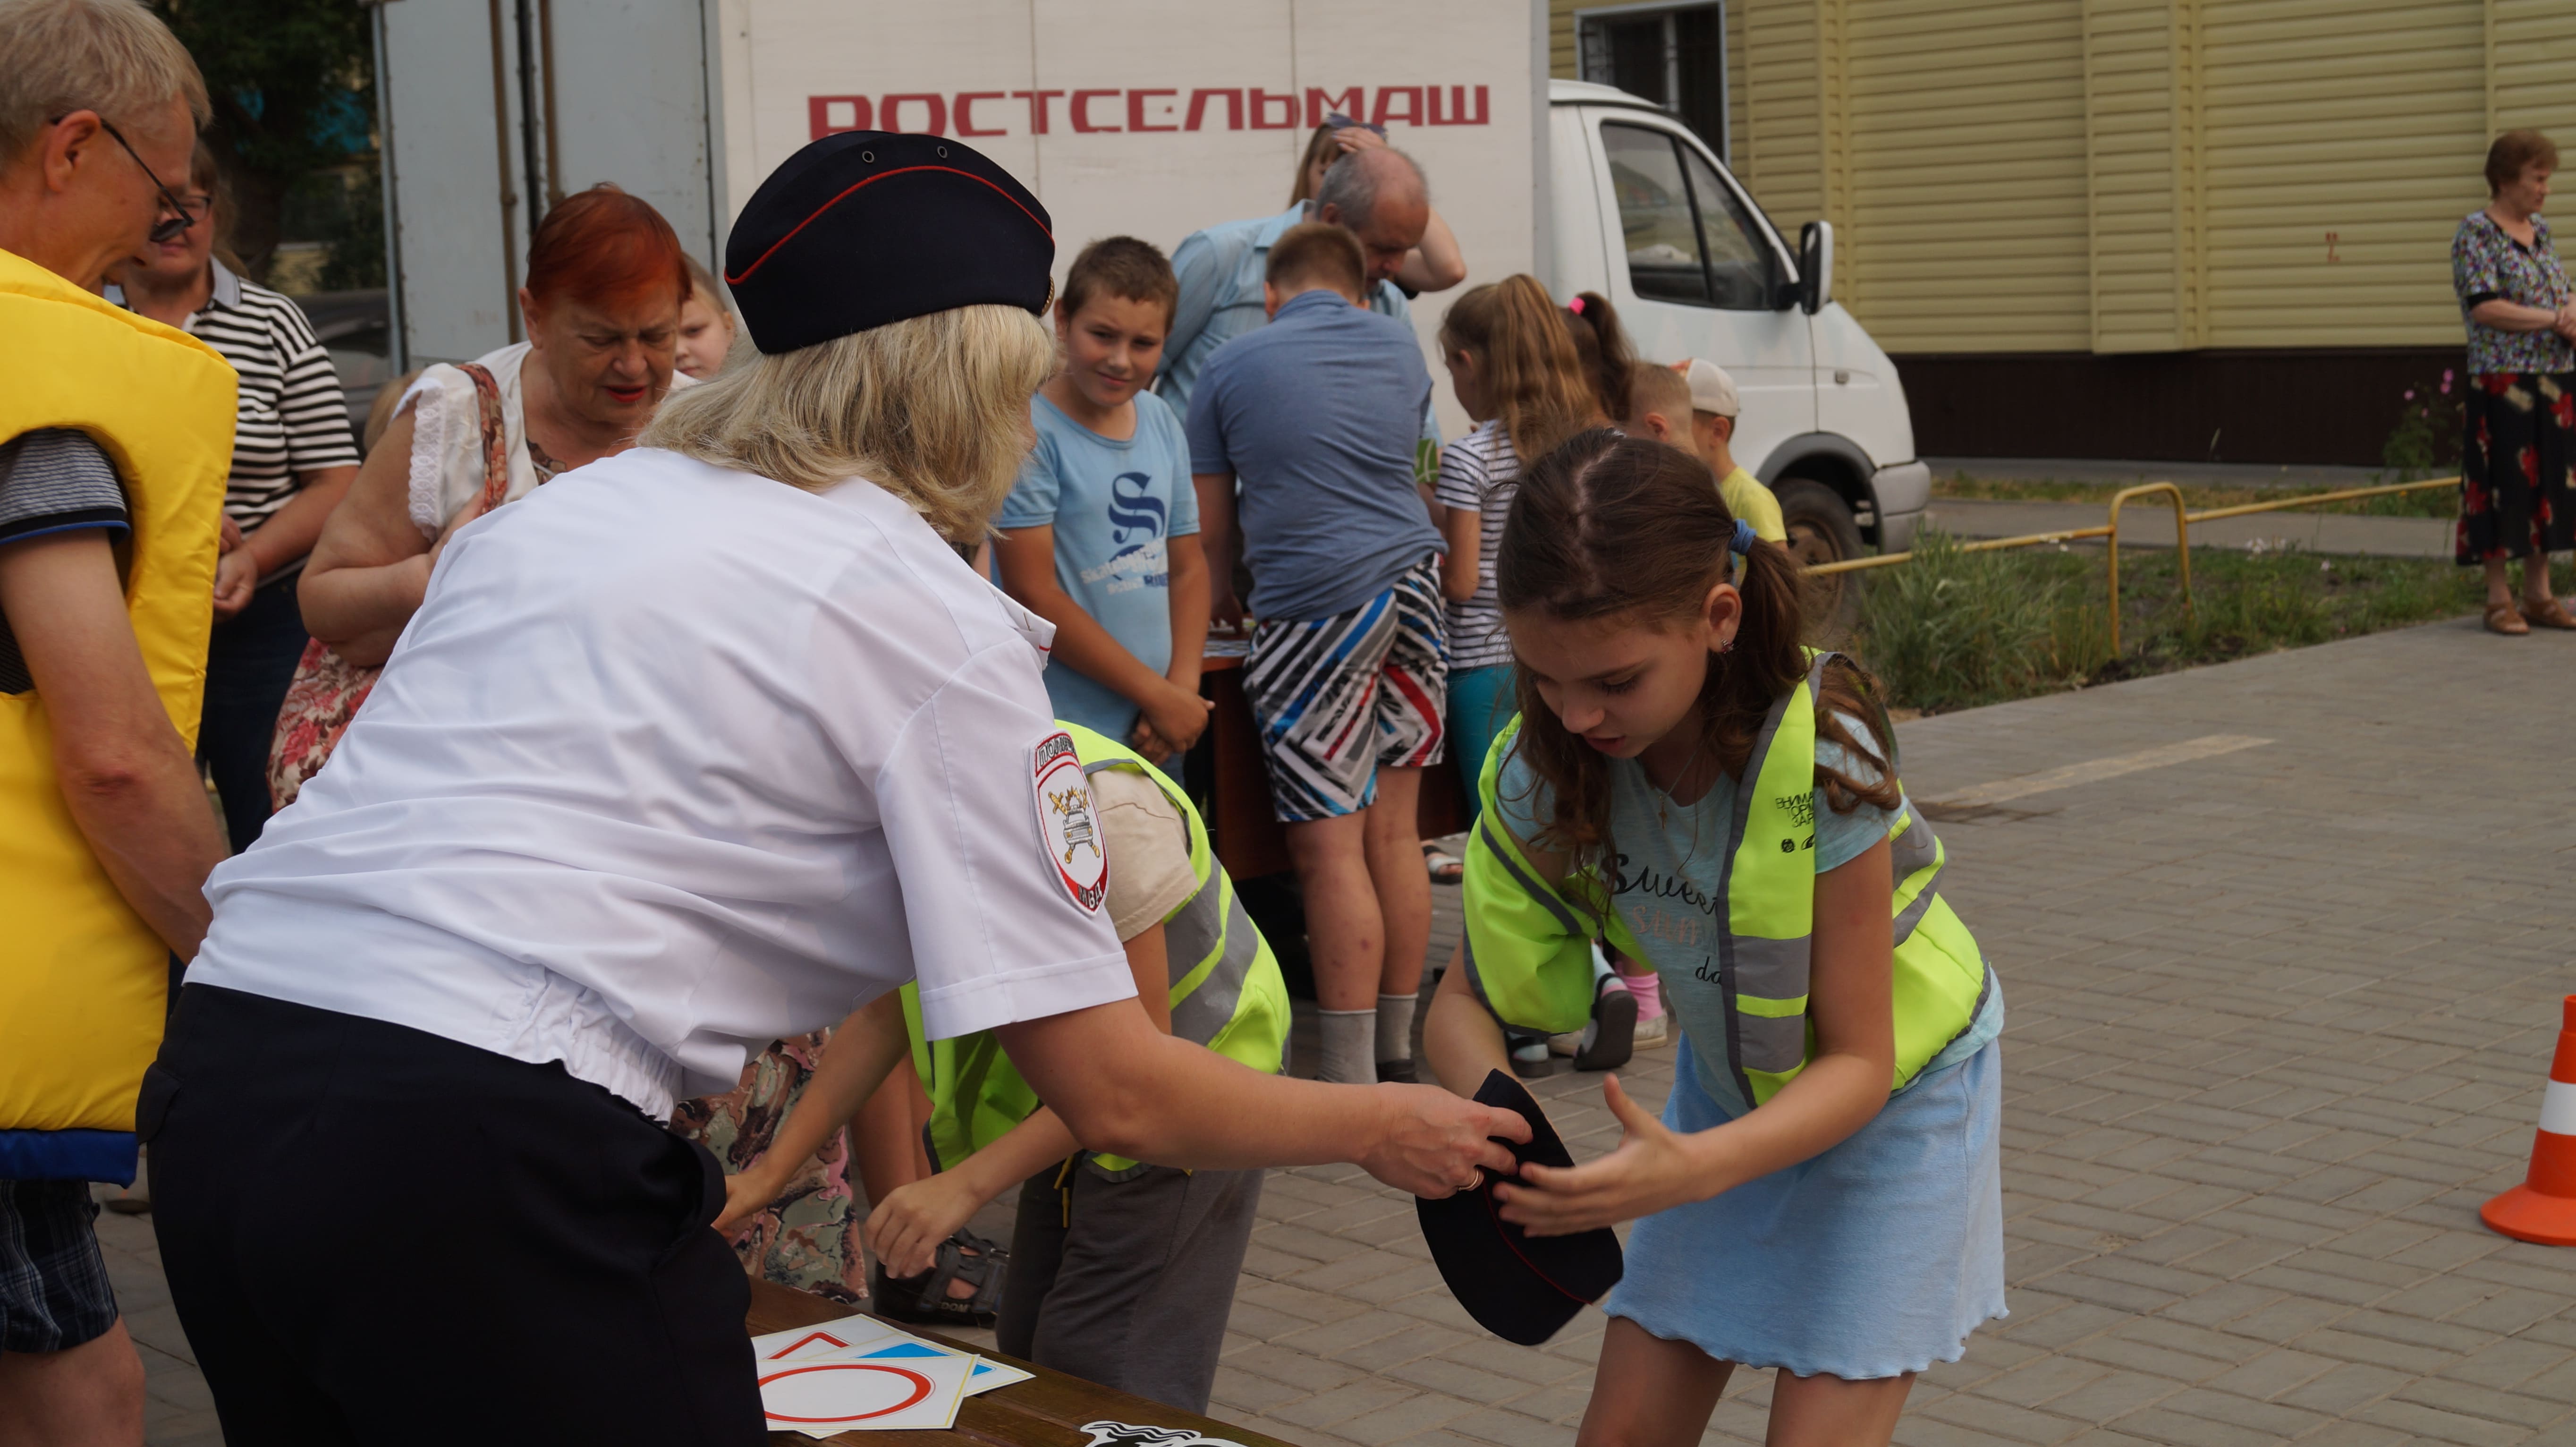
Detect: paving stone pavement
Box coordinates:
(110, 614, 2576, 1445)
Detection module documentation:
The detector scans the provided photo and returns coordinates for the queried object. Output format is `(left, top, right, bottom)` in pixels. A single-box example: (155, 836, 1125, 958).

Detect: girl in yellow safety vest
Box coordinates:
(1422, 428, 2005, 1447)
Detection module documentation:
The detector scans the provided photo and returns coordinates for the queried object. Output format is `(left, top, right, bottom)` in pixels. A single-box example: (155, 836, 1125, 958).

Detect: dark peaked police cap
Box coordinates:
(723, 131, 1054, 355)
(1417, 1070, 1623, 1346)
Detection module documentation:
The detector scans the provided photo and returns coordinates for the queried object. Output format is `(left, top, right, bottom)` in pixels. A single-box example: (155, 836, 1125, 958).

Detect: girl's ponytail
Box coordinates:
(1559, 292, 1637, 424)
(1439, 275, 1602, 465)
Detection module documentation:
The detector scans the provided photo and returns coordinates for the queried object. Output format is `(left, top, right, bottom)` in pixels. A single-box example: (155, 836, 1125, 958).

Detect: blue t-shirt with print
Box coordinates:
(998, 390, 1200, 740)
(1493, 713, 2002, 1118)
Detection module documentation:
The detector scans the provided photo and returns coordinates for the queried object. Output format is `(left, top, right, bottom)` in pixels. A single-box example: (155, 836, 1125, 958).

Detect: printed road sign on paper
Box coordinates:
(758, 1351, 977, 1435)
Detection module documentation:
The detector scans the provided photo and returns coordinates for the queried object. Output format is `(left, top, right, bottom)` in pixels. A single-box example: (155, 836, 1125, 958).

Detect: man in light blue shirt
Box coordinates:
(1156, 146, 1434, 423)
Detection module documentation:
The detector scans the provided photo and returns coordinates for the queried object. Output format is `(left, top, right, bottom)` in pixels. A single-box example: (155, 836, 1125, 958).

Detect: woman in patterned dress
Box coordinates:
(2452, 129, 2576, 634)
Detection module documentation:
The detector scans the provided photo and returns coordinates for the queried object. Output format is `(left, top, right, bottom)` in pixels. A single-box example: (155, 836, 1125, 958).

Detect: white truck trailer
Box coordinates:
(370, 0, 1927, 558)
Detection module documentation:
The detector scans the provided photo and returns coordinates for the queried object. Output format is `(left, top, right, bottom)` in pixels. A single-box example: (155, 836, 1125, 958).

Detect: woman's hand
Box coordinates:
(211, 546, 258, 621)
(713, 1165, 786, 1238)
(1493, 1074, 1712, 1236)
(866, 1171, 987, 1279)
(1333, 125, 1386, 158)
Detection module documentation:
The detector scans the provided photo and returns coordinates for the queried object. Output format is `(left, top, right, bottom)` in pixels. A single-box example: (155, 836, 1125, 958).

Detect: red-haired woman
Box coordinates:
(296, 183, 693, 666)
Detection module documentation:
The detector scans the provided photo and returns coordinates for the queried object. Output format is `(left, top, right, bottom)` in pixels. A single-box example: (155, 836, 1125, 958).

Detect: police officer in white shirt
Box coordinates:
(141, 132, 1528, 1446)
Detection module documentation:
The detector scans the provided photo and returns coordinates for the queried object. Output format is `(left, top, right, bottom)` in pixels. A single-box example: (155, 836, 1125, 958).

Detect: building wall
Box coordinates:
(1551, 0, 2576, 458)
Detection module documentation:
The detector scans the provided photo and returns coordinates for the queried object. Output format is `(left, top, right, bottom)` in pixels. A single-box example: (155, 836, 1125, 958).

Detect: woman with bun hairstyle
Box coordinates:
(1423, 429, 2004, 1447)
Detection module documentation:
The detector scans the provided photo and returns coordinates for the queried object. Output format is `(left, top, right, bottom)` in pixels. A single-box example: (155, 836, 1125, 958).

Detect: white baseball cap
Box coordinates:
(1671, 357, 1740, 418)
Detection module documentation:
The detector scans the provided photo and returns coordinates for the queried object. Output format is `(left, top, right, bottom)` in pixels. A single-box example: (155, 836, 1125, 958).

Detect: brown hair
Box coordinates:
(1266, 220, 1365, 298)
(1559, 292, 1637, 423)
(1439, 275, 1601, 466)
(2488, 129, 2559, 196)
(1058, 234, 1178, 330)
(1497, 428, 1898, 874)
(1623, 359, 1692, 429)
(1290, 123, 1339, 204)
(184, 137, 247, 275)
(523, 184, 689, 316)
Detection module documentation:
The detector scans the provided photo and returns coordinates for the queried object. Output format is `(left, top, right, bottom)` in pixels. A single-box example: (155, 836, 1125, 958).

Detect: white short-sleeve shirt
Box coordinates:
(193, 448, 1136, 1118)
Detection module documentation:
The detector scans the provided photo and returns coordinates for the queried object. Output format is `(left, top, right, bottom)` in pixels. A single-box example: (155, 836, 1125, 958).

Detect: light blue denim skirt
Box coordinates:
(1601, 1035, 2007, 1379)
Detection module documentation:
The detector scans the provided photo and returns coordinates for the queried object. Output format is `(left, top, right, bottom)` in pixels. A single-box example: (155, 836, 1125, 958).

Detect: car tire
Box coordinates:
(1773, 477, 1865, 637)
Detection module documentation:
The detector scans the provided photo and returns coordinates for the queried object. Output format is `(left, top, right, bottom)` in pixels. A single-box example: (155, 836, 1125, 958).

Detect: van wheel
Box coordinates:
(1774, 477, 1864, 638)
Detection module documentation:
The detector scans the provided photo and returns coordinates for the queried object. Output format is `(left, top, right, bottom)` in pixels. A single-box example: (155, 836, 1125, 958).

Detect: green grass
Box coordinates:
(1931, 469, 2460, 519)
(1848, 528, 2506, 714)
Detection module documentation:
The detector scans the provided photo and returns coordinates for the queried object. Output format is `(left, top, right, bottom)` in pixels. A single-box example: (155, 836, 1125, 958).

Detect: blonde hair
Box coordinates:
(1439, 275, 1601, 466)
(0, 0, 210, 166)
(640, 304, 1054, 544)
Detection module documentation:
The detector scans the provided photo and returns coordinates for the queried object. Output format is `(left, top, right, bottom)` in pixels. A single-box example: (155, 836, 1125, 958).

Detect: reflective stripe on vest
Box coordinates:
(909, 722, 1288, 1172)
(0, 249, 234, 1176)
(1463, 651, 1989, 1107)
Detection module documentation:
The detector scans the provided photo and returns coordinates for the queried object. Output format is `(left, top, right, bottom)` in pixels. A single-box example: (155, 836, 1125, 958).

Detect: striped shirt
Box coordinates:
(112, 262, 359, 577)
(1432, 419, 1519, 672)
(0, 429, 128, 693)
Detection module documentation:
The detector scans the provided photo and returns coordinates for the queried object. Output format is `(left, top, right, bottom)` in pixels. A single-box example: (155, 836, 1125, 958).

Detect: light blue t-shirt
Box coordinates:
(997, 391, 1200, 740)
(1184, 289, 1442, 622)
(1496, 714, 2002, 1117)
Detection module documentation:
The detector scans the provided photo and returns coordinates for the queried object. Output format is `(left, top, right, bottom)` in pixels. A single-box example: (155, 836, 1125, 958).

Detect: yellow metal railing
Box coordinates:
(1810, 475, 2462, 654)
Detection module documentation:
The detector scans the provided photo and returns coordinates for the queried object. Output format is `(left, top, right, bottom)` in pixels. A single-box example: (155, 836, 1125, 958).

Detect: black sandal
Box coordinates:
(872, 1228, 1008, 1328)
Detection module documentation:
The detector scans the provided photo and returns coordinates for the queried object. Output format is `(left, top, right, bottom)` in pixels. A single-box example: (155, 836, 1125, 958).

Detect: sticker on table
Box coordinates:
(1078, 1422, 1254, 1447)
(757, 1352, 976, 1435)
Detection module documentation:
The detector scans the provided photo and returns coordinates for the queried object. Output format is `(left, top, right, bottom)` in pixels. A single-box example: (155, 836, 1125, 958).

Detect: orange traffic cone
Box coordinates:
(2483, 995, 2576, 1246)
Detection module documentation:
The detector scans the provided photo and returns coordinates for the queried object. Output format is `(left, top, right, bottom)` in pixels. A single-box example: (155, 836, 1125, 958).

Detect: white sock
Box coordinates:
(1318, 1009, 1378, 1084)
(1376, 992, 1418, 1064)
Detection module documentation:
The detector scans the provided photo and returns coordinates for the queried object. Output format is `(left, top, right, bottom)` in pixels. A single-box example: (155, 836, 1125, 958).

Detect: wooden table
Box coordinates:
(746, 1278, 1296, 1447)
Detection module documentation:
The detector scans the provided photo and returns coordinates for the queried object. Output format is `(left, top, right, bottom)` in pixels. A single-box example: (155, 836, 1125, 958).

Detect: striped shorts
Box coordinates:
(1244, 558, 1448, 822)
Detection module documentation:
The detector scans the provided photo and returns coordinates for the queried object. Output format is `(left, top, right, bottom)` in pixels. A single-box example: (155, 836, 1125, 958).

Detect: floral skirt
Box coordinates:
(670, 1031, 868, 1304)
(2458, 371, 2576, 563)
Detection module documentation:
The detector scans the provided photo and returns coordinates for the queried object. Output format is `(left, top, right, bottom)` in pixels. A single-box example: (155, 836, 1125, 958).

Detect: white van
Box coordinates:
(1546, 79, 1928, 566)
(367, 6, 1923, 563)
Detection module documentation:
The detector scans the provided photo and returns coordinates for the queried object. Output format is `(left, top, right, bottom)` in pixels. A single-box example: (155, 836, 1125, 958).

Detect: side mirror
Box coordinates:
(1797, 221, 1834, 315)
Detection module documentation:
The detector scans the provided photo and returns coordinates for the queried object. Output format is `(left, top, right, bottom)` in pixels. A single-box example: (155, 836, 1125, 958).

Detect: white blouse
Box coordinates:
(193, 448, 1136, 1117)
(396, 341, 695, 536)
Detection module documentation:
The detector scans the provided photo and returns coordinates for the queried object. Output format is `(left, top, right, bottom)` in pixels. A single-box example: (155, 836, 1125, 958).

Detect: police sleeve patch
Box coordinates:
(1033, 731, 1109, 913)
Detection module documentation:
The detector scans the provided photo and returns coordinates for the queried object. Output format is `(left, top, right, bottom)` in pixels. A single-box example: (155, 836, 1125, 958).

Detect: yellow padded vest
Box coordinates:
(0, 248, 234, 1180)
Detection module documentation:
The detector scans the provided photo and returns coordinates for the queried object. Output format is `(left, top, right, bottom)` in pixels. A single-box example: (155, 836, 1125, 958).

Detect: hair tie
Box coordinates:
(1567, 296, 1586, 316)
(1731, 519, 1757, 556)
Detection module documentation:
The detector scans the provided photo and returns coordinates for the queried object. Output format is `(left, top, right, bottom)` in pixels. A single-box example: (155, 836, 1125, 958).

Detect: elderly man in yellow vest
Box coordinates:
(0, 1, 233, 1441)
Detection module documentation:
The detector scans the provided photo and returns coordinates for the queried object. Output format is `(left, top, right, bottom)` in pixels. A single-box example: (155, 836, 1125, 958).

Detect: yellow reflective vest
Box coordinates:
(903, 721, 1290, 1173)
(0, 248, 234, 1180)
(1462, 652, 1990, 1107)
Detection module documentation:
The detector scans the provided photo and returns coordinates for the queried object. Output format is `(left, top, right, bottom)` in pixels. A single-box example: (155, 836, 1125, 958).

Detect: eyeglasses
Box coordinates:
(48, 112, 197, 244)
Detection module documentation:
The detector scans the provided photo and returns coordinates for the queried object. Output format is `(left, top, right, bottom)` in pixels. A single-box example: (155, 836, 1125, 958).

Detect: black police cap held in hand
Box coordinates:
(724, 132, 1054, 355)
(1417, 1070, 1623, 1346)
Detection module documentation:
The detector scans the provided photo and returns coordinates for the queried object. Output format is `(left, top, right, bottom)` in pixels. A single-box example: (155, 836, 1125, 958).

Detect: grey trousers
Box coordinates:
(997, 1159, 1263, 1413)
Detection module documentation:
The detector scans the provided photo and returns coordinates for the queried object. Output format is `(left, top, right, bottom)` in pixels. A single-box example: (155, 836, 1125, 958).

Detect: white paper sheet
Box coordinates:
(757, 1350, 977, 1436)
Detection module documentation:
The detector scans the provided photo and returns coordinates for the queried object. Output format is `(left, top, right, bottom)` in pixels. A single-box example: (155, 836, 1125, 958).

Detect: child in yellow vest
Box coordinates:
(1422, 428, 2003, 1445)
(716, 725, 1288, 1415)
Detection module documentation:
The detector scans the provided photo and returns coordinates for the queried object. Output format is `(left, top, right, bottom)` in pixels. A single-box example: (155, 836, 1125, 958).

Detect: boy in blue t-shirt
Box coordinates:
(995, 237, 1212, 761)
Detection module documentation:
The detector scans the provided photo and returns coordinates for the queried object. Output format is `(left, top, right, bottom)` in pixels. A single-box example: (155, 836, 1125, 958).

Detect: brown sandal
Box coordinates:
(2488, 603, 2532, 635)
(2523, 598, 2576, 630)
